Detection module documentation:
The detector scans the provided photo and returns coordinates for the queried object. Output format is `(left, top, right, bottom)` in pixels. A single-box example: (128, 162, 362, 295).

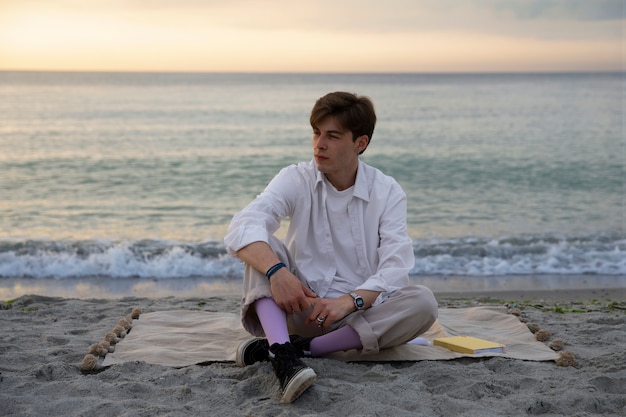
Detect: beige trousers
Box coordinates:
(240, 236, 438, 354)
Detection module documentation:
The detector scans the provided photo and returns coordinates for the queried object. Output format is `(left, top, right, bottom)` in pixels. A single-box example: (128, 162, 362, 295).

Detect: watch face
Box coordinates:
(355, 298, 365, 308)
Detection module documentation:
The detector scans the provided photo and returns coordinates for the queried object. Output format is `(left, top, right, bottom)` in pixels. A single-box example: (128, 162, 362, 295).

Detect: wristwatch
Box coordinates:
(350, 292, 365, 310)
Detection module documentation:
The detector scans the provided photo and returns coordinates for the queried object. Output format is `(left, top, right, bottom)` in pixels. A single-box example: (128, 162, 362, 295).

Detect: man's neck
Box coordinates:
(324, 167, 358, 191)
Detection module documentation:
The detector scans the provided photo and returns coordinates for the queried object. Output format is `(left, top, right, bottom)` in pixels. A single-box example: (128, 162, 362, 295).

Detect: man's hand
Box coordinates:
(305, 295, 354, 328)
(307, 290, 380, 328)
(236, 241, 317, 313)
(269, 268, 317, 313)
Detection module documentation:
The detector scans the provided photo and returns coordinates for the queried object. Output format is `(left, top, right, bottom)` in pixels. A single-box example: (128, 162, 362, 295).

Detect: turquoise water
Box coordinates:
(0, 72, 624, 284)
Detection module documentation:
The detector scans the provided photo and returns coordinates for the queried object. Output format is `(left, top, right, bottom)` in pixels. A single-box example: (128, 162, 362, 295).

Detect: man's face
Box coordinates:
(312, 116, 368, 189)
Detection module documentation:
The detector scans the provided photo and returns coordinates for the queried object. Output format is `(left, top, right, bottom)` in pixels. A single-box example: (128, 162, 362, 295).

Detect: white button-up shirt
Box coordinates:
(224, 159, 414, 304)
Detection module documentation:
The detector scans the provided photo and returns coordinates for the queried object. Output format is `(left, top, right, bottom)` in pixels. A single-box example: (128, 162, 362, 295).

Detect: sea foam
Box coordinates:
(0, 233, 624, 279)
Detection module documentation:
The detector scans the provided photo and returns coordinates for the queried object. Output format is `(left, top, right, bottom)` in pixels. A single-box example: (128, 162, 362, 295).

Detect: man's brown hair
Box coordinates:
(310, 92, 376, 155)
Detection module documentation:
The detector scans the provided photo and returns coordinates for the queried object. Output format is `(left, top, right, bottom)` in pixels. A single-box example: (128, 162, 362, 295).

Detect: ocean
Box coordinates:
(0, 71, 624, 298)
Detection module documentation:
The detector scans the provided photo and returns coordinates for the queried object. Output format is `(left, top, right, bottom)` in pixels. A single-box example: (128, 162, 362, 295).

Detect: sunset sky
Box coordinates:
(0, 0, 622, 73)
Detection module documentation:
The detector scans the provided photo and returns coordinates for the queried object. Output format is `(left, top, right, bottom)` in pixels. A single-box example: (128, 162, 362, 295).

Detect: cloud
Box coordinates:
(107, 0, 625, 22)
(193, 0, 623, 41)
(488, 0, 624, 21)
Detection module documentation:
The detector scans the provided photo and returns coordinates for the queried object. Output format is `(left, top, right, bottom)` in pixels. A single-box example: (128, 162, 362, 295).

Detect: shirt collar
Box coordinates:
(353, 160, 370, 202)
(314, 159, 370, 202)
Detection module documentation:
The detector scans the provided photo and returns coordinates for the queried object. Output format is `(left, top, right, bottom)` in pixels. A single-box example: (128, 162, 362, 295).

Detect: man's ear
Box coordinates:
(356, 135, 369, 153)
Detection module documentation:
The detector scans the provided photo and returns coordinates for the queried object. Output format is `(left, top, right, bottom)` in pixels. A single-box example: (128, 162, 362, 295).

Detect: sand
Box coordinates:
(0, 291, 624, 417)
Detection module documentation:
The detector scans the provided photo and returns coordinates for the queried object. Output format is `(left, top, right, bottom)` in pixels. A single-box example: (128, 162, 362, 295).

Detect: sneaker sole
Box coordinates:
(235, 337, 265, 367)
(280, 367, 317, 404)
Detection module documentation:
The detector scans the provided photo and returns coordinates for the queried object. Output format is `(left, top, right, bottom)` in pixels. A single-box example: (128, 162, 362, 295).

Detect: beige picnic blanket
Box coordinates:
(102, 306, 558, 368)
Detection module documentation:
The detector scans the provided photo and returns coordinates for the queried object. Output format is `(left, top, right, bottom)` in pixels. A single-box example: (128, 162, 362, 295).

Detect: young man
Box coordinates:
(224, 91, 437, 403)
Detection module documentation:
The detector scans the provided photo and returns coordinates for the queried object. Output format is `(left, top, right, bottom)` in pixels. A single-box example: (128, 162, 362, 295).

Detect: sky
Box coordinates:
(0, 0, 623, 73)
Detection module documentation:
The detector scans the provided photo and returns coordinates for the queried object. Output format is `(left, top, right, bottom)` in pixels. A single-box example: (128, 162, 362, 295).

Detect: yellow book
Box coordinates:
(433, 336, 505, 354)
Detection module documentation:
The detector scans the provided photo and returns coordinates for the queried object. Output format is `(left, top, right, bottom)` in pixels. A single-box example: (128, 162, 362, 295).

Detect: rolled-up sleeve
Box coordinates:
(224, 167, 296, 257)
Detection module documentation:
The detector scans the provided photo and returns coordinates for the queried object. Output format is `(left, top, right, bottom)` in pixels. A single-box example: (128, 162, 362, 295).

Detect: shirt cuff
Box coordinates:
(224, 225, 269, 257)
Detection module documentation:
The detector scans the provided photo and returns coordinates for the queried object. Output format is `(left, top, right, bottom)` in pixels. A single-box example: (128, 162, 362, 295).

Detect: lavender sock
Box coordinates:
(254, 297, 290, 346)
(310, 325, 362, 356)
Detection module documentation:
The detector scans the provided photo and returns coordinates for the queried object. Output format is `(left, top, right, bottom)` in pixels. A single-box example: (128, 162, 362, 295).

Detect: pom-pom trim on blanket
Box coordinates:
(506, 304, 575, 367)
(80, 307, 142, 373)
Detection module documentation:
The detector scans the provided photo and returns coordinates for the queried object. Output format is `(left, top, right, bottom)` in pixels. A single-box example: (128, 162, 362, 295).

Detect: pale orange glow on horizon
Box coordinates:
(0, 2, 622, 73)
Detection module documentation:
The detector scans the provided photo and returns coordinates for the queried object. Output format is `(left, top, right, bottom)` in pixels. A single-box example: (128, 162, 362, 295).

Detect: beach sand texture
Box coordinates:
(1, 292, 624, 417)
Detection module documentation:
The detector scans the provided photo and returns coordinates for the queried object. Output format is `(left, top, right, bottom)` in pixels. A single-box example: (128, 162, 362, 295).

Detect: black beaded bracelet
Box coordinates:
(265, 262, 286, 280)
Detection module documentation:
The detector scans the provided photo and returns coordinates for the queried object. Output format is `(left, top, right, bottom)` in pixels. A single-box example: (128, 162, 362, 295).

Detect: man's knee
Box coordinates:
(403, 285, 438, 330)
(420, 285, 438, 326)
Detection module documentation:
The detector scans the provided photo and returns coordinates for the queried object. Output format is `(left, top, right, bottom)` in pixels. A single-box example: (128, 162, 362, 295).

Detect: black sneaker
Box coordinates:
(269, 342, 317, 403)
(236, 335, 314, 367)
(289, 334, 313, 357)
(236, 337, 270, 367)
